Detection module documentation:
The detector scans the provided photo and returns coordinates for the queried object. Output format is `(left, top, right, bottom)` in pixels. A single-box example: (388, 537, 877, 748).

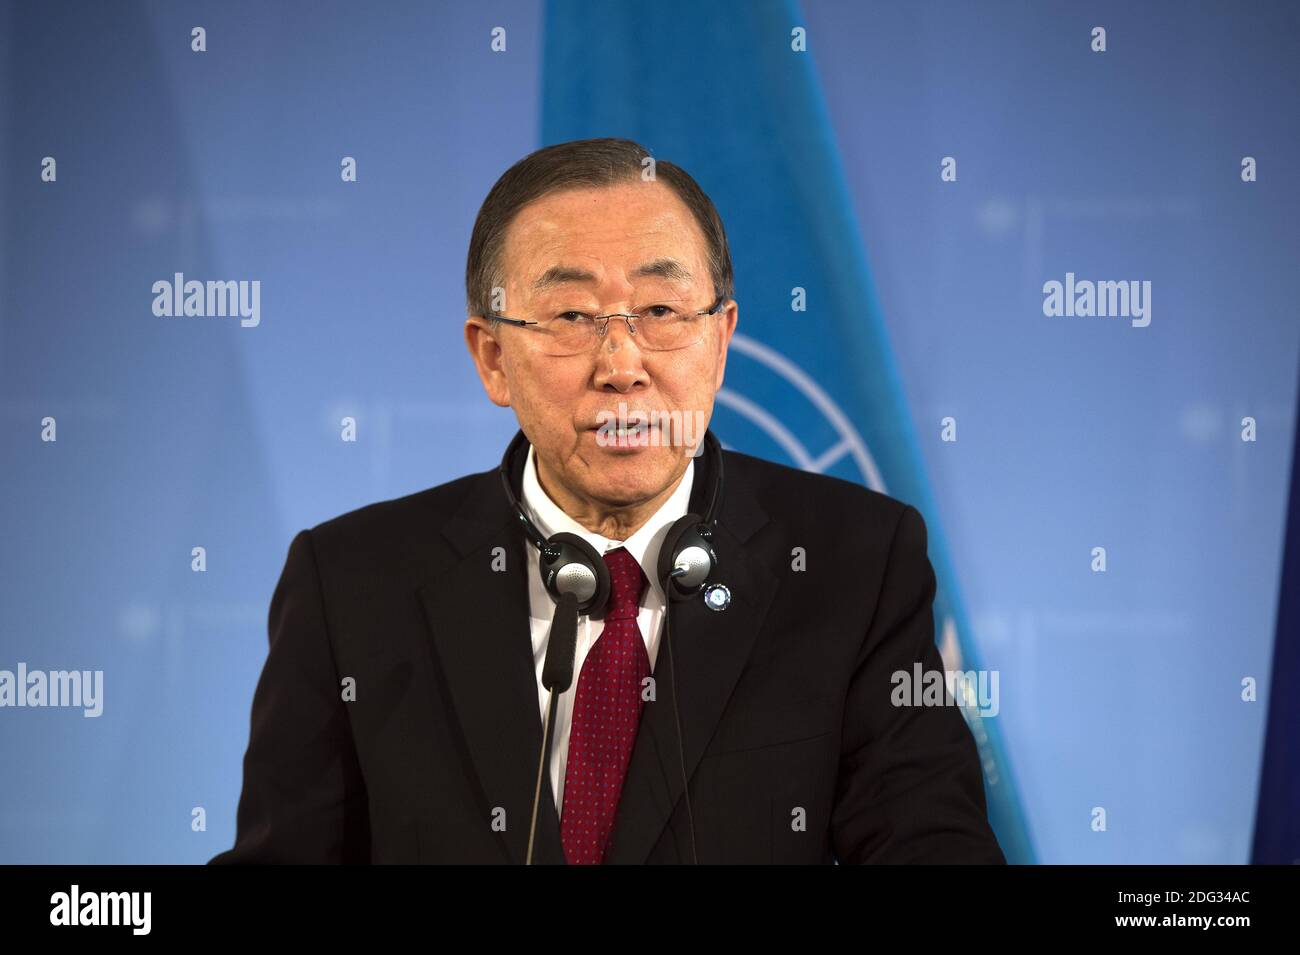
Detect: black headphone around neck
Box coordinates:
(498, 427, 724, 615)
(502, 426, 722, 865)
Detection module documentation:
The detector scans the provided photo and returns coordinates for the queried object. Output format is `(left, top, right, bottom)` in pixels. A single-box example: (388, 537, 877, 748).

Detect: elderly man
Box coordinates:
(211, 138, 1005, 865)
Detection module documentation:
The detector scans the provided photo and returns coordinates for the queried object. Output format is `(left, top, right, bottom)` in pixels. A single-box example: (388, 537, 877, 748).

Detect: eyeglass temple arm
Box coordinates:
(697, 295, 727, 315)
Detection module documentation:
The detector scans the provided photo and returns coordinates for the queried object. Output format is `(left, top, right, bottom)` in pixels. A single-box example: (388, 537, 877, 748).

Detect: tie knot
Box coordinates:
(602, 547, 645, 620)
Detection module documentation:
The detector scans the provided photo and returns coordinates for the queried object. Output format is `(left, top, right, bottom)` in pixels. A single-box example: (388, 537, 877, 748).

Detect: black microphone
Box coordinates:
(541, 592, 579, 693)
(526, 592, 578, 864)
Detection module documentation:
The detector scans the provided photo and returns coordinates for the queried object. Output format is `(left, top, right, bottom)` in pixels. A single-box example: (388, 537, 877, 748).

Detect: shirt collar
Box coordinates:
(520, 442, 695, 604)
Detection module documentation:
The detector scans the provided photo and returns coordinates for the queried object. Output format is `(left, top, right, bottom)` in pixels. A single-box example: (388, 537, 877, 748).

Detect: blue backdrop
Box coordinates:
(1, 0, 1296, 864)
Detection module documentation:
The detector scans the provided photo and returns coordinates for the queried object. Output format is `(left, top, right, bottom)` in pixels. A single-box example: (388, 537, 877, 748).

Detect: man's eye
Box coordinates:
(556, 311, 589, 323)
(643, 305, 680, 319)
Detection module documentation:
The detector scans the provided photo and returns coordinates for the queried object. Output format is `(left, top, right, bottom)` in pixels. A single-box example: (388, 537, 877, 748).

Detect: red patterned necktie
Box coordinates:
(559, 546, 651, 864)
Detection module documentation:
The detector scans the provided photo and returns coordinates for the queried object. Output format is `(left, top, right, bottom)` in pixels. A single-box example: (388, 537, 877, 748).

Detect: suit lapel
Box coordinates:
(417, 471, 566, 865)
(604, 447, 776, 864)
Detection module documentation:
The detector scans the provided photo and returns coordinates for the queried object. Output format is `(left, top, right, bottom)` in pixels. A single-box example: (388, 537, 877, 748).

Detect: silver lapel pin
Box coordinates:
(703, 582, 731, 612)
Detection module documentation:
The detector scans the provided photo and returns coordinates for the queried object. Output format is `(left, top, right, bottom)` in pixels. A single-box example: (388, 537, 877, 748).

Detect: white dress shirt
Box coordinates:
(520, 441, 695, 814)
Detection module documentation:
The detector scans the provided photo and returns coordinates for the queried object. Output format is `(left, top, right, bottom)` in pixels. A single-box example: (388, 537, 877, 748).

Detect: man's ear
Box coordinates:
(713, 299, 738, 392)
(464, 316, 512, 407)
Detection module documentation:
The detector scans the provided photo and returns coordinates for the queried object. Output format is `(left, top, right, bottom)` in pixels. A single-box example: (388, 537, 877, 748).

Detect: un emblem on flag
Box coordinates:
(712, 333, 885, 492)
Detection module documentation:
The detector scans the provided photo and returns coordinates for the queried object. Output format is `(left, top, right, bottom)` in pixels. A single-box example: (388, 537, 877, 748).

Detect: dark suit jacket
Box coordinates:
(210, 432, 1006, 864)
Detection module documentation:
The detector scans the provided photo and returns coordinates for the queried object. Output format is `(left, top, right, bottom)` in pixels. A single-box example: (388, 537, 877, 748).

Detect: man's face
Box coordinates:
(465, 180, 737, 522)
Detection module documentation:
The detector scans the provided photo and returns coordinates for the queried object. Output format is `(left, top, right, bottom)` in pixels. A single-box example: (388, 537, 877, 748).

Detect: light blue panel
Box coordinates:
(0, 0, 544, 863)
(803, 0, 1299, 862)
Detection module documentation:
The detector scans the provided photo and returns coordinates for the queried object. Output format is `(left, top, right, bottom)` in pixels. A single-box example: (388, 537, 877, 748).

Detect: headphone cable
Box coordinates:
(664, 567, 699, 865)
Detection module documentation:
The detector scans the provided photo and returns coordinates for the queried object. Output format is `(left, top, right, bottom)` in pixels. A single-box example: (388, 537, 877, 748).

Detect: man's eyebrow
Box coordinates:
(530, 258, 693, 291)
(532, 266, 597, 291)
(631, 258, 693, 283)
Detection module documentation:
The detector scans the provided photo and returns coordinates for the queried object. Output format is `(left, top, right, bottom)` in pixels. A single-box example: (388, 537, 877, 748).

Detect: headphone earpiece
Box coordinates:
(657, 513, 718, 601)
(538, 531, 610, 615)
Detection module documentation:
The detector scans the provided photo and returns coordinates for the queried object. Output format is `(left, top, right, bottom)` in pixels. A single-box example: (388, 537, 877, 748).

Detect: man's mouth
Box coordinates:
(588, 421, 652, 436)
(587, 414, 657, 431)
(584, 417, 663, 448)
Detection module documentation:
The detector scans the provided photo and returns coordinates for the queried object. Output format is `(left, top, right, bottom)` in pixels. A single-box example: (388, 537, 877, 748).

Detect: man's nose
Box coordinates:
(593, 317, 649, 390)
